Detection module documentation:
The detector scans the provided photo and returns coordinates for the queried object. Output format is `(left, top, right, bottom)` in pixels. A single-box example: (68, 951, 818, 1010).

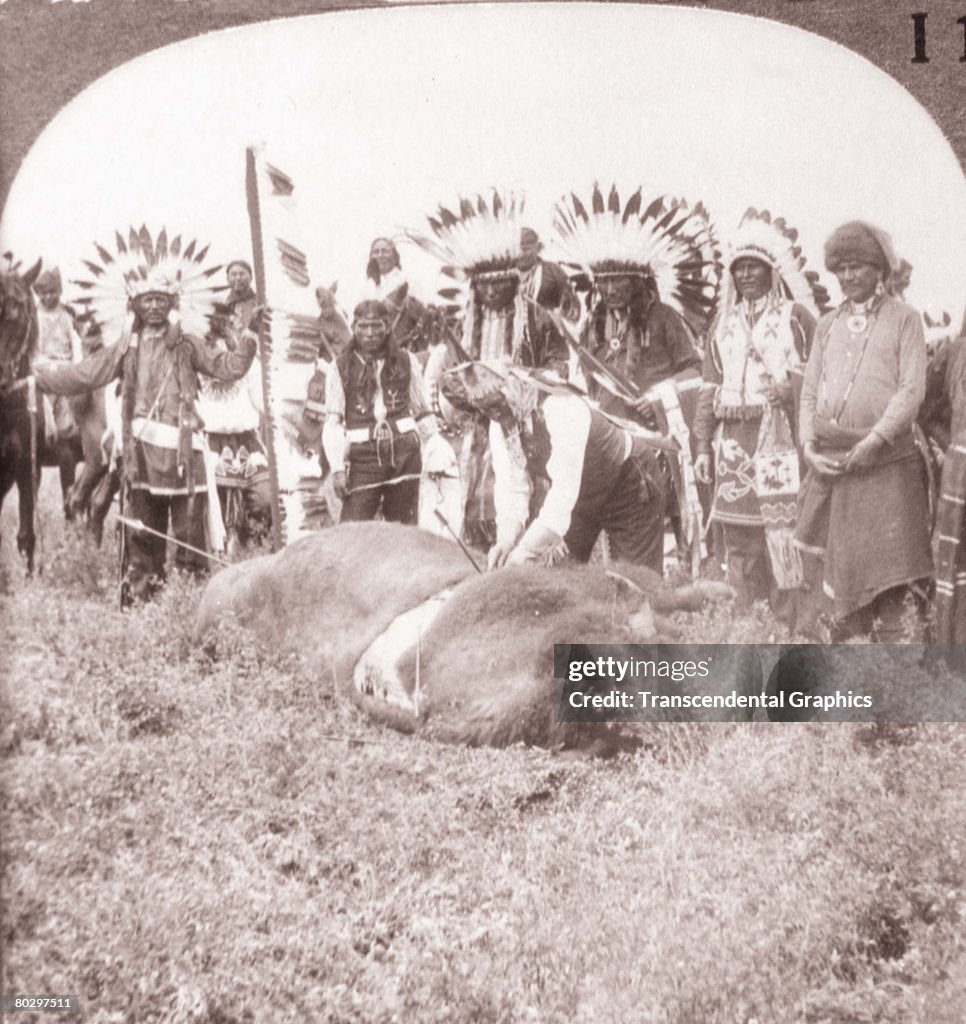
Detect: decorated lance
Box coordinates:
(543, 305, 642, 405)
(245, 146, 285, 552)
(117, 515, 232, 567)
(433, 509, 483, 574)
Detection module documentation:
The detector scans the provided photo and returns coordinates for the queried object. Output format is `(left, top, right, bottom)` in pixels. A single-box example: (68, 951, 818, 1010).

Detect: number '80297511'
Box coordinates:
(0, 995, 79, 1013)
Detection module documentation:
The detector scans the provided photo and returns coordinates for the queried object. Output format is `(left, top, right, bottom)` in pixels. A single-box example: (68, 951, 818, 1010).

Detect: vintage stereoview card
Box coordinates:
(1, 2, 964, 1022)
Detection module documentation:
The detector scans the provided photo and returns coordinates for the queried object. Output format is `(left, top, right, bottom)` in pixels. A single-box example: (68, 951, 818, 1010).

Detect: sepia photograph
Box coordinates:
(1, 1, 965, 1021)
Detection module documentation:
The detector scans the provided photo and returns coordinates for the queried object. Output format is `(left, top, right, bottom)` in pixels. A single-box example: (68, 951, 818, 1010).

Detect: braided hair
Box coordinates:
(589, 276, 656, 378)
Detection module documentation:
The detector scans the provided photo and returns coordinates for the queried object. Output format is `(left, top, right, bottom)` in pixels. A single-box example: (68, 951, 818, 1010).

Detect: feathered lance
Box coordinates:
(245, 146, 284, 552)
(542, 305, 642, 405)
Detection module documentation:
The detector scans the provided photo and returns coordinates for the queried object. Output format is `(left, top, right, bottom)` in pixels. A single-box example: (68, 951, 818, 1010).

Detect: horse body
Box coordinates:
(1, 260, 113, 566)
(1, 257, 42, 569)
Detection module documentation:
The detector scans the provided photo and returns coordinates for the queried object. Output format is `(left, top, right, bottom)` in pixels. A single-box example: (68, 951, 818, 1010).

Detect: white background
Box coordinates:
(2, 3, 964, 323)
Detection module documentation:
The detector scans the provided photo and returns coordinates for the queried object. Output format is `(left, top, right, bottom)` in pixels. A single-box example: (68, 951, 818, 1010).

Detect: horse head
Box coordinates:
(315, 281, 351, 352)
(0, 256, 40, 392)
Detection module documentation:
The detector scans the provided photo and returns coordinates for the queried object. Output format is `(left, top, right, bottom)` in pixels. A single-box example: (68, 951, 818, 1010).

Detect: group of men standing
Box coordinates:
(28, 192, 961, 645)
(322, 193, 951, 644)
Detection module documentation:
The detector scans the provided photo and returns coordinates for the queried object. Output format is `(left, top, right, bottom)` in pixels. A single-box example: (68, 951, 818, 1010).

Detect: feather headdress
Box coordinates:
(70, 226, 223, 341)
(406, 191, 525, 284)
(725, 208, 830, 317)
(552, 184, 722, 332)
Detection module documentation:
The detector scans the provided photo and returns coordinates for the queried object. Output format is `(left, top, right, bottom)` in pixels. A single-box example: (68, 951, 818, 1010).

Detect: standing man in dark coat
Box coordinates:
(517, 227, 580, 323)
(552, 186, 719, 569)
(34, 272, 256, 603)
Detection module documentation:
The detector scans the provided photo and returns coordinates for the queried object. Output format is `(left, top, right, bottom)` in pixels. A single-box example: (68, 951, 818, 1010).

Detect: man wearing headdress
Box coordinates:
(552, 188, 711, 425)
(323, 299, 450, 524)
(411, 195, 569, 375)
(795, 221, 933, 641)
(440, 362, 667, 572)
(517, 228, 580, 323)
(34, 266, 256, 604)
(32, 266, 86, 517)
(553, 187, 720, 569)
(693, 210, 822, 627)
(410, 193, 569, 546)
(580, 273, 701, 424)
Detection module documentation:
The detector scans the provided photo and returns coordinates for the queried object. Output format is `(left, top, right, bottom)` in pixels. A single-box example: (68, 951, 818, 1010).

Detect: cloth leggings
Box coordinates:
(830, 584, 928, 643)
(124, 488, 207, 605)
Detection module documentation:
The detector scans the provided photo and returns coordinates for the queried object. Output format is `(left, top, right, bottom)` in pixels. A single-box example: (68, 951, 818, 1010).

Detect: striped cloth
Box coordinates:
(935, 433, 966, 643)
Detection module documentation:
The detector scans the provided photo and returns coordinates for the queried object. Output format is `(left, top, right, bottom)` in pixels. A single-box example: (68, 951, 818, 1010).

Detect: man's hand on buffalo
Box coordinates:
(487, 519, 527, 571)
(506, 523, 567, 568)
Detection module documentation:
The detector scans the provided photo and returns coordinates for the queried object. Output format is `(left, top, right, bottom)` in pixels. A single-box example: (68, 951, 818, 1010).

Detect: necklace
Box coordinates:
(845, 297, 876, 336)
(606, 310, 630, 355)
(821, 299, 882, 422)
(847, 312, 868, 334)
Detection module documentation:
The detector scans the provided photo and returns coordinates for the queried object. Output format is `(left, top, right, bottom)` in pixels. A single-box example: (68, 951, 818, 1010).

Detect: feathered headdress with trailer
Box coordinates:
(70, 226, 223, 341)
(409, 190, 541, 368)
(552, 183, 722, 332)
(723, 208, 830, 317)
(406, 190, 525, 305)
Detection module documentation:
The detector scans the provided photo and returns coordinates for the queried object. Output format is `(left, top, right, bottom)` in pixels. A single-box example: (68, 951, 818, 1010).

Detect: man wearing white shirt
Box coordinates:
(323, 300, 450, 523)
(440, 363, 665, 573)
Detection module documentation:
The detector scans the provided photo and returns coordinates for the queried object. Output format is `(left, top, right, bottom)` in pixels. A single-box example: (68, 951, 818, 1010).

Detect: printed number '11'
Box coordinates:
(911, 13, 966, 62)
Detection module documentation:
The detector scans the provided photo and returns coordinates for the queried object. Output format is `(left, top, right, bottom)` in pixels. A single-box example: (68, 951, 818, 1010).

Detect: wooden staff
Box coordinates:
(245, 146, 284, 552)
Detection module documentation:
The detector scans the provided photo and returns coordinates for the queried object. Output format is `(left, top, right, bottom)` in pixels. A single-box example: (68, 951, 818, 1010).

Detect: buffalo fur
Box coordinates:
(195, 523, 475, 682)
(196, 523, 742, 751)
(397, 565, 653, 750)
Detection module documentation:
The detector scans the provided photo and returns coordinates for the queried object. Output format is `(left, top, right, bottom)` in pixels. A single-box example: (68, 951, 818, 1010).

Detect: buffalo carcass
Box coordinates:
(195, 523, 740, 750)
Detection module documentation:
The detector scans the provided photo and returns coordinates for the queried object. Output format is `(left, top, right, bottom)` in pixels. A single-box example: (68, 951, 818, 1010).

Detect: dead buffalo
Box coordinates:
(195, 523, 740, 750)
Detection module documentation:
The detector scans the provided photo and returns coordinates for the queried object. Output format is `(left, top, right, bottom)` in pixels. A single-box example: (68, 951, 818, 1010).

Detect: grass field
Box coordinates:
(3, 472, 965, 1024)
